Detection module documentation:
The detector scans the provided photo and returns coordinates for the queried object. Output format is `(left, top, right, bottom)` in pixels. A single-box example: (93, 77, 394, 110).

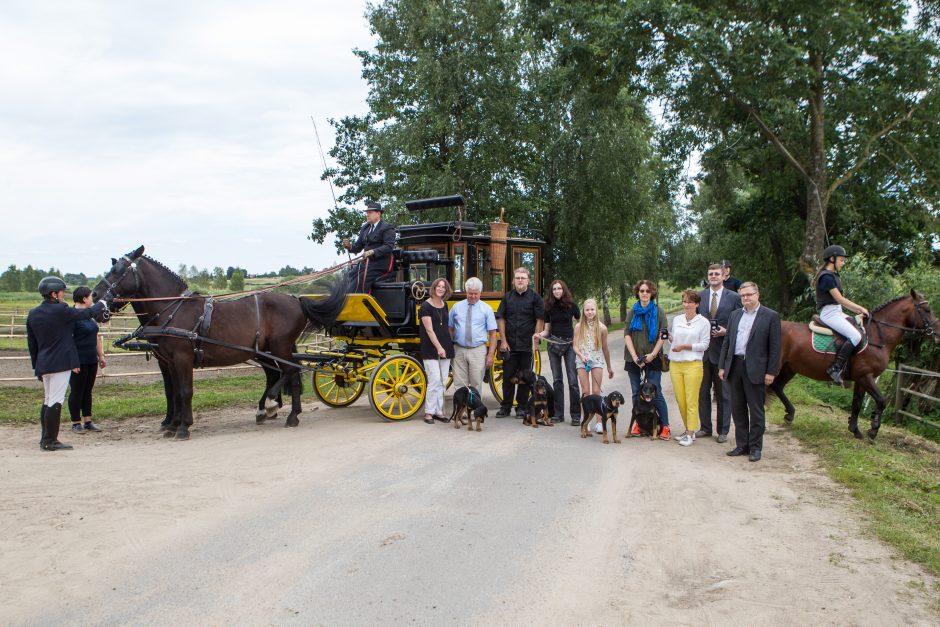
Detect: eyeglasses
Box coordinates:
(638, 289, 651, 293)
(739, 291, 757, 298)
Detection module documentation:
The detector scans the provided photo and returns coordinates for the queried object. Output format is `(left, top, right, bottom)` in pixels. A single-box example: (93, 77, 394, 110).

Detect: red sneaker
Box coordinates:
(630, 422, 640, 437)
(659, 425, 671, 440)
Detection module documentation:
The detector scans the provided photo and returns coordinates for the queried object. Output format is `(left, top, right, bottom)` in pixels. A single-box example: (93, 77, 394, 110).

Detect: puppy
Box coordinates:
(524, 376, 554, 428)
(628, 380, 661, 440)
(450, 385, 487, 432)
(580, 391, 625, 443)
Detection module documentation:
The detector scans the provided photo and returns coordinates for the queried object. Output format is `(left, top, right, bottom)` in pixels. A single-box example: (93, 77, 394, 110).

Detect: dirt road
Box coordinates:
(1, 343, 936, 625)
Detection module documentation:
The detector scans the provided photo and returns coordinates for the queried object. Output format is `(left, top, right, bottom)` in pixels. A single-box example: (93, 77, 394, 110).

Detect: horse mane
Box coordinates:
(143, 255, 189, 289)
(871, 294, 909, 315)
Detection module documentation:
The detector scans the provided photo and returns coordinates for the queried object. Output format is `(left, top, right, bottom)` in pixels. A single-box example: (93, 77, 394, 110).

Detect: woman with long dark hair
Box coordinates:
(535, 280, 581, 425)
(69, 286, 106, 433)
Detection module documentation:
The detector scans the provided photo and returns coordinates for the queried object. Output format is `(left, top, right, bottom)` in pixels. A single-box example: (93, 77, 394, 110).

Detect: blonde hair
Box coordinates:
(574, 298, 606, 349)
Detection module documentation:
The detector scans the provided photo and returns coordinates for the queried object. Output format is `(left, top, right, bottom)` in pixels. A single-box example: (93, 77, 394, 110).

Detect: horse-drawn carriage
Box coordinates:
(301, 195, 545, 421)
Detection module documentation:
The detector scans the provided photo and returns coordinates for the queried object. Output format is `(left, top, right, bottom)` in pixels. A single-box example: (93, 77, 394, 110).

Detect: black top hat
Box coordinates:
(364, 201, 383, 213)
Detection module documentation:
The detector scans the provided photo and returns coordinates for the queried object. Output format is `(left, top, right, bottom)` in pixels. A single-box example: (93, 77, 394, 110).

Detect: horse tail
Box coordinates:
(298, 276, 348, 330)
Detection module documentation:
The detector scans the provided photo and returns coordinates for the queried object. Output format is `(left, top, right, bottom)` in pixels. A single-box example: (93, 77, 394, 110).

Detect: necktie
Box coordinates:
(369, 224, 375, 237)
(710, 291, 718, 319)
(465, 304, 473, 346)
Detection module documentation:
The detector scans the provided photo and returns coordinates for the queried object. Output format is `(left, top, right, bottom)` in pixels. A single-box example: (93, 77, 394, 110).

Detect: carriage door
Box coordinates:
(452, 242, 466, 292)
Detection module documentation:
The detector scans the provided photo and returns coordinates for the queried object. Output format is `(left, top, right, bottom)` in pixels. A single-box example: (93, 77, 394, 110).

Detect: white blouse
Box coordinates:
(669, 314, 711, 362)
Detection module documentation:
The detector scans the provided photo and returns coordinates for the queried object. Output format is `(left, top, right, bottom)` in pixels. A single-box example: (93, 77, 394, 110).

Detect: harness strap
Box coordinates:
(254, 294, 262, 352)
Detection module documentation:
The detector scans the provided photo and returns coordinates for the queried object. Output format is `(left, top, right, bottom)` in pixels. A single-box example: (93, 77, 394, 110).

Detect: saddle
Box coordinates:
(808, 314, 868, 355)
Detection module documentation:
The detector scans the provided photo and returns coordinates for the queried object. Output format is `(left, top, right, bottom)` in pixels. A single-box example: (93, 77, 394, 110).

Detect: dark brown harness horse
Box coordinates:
(93, 246, 346, 440)
(771, 289, 939, 440)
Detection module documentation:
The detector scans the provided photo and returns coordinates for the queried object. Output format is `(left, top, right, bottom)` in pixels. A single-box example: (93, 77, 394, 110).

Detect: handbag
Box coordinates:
(659, 351, 670, 372)
(547, 334, 571, 358)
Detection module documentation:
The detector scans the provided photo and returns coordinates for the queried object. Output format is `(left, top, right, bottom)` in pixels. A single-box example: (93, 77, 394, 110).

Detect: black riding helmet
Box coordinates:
(38, 276, 68, 298)
(822, 245, 848, 262)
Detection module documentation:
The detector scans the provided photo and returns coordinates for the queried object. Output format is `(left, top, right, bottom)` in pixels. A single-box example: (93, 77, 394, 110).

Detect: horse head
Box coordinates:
(91, 245, 149, 315)
(908, 288, 940, 341)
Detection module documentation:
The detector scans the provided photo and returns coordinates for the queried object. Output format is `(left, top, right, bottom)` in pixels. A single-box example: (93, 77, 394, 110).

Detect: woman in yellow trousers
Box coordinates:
(668, 290, 712, 446)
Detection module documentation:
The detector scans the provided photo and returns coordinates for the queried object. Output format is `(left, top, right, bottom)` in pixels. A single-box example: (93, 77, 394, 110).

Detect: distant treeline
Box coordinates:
(1, 263, 317, 293)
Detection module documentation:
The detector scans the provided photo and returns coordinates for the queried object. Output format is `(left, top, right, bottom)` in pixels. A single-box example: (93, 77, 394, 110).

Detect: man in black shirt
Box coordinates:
(495, 267, 545, 418)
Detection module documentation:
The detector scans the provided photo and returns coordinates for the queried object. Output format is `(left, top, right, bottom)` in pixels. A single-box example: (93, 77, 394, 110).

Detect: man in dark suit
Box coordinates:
(343, 201, 396, 294)
(697, 263, 742, 442)
(718, 282, 781, 462)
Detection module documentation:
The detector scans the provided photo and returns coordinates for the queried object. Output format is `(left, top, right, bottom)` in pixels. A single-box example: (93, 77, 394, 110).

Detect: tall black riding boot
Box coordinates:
(42, 403, 72, 451)
(39, 404, 48, 449)
(827, 341, 856, 385)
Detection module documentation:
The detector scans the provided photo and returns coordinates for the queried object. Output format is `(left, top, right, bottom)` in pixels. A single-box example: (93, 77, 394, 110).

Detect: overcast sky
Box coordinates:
(0, 0, 372, 277)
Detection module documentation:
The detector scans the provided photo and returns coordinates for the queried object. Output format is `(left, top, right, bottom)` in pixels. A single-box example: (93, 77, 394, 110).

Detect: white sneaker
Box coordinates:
(673, 430, 688, 441)
(594, 422, 603, 434)
(678, 434, 694, 447)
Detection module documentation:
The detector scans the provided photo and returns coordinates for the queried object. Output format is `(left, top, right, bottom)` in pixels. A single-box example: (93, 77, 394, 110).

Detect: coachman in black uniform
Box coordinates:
(27, 276, 110, 451)
(342, 201, 397, 294)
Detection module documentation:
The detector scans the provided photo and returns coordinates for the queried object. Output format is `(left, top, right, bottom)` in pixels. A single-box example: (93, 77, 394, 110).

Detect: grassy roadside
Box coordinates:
(767, 378, 940, 599)
(0, 375, 290, 425)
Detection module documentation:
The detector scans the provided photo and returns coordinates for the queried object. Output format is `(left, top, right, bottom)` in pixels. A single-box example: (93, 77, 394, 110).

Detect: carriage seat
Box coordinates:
(399, 248, 440, 264)
(809, 314, 865, 336)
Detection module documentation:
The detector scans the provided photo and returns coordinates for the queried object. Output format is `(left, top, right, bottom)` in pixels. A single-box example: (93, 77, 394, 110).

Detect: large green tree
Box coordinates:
(310, 0, 674, 297)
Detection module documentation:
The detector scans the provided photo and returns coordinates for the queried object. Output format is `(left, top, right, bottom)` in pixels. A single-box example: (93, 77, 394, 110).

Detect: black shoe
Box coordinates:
(83, 421, 102, 432)
(551, 416, 563, 423)
(495, 408, 511, 418)
(570, 417, 581, 427)
(42, 441, 74, 451)
(694, 429, 711, 438)
(716, 433, 729, 444)
(749, 450, 762, 462)
(515, 412, 527, 421)
(726, 447, 748, 457)
(432, 415, 450, 423)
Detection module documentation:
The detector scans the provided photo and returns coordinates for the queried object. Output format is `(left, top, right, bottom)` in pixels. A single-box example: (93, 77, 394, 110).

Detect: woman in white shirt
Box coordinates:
(668, 290, 712, 446)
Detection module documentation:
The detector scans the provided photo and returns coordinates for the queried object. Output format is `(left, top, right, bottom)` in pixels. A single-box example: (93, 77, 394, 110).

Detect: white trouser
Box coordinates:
(819, 305, 862, 346)
(423, 359, 451, 417)
(452, 345, 487, 391)
(42, 371, 72, 406)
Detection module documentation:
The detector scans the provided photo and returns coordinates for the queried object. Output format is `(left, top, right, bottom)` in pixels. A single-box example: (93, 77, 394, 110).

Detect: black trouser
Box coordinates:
(728, 357, 766, 452)
(348, 256, 393, 294)
(698, 359, 731, 435)
(68, 363, 98, 421)
(501, 351, 532, 412)
(547, 344, 580, 418)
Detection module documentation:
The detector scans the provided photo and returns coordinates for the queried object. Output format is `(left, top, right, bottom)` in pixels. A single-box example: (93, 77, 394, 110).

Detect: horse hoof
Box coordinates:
(284, 417, 299, 428)
(163, 430, 176, 439)
(851, 429, 864, 440)
(783, 413, 794, 424)
(174, 430, 190, 440)
(867, 429, 879, 440)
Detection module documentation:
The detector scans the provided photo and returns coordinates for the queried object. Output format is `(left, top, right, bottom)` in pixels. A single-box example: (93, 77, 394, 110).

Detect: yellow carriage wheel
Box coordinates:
(313, 367, 366, 408)
(368, 355, 427, 421)
(489, 350, 541, 404)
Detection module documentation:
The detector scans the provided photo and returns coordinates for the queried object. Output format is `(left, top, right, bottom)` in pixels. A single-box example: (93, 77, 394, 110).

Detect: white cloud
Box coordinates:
(0, 0, 372, 276)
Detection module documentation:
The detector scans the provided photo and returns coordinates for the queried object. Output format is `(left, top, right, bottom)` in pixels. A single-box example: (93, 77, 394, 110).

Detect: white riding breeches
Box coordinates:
(42, 370, 71, 406)
(819, 305, 862, 346)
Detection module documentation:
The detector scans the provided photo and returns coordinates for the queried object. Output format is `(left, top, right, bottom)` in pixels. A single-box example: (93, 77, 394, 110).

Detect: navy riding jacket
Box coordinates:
(27, 300, 107, 377)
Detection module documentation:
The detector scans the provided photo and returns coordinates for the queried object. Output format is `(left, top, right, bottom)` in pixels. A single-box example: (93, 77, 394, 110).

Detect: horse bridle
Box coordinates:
(868, 297, 938, 337)
(99, 256, 141, 309)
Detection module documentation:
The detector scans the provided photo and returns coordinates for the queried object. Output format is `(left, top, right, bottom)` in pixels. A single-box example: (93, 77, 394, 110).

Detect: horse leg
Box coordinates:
(158, 359, 176, 432)
(860, 375, 886, 441)
(770, 367, 797, 424)
(848, 383, 865, 439)
(167, 356, 194, 441)
(283, 368, 303, 428)
(257, 366, 280, 423)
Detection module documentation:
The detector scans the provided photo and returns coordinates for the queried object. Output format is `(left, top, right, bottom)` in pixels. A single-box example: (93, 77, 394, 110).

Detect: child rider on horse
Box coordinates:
(814, 245, 870, 384)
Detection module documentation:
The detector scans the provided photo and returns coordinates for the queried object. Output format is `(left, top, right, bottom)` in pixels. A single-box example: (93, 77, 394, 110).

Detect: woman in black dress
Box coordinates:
(535, 280, 581, 425)
(69, 286, 106, 433)
(419, 278, 455, 424)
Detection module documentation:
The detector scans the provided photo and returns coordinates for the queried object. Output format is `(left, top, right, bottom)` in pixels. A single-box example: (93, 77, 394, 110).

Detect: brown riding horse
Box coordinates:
(771, 289, 939, 440)
(92, 246, 346, 440)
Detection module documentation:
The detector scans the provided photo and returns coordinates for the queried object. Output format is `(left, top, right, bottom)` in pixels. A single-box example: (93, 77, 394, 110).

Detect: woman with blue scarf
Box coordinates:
(624, 279, 670, 439)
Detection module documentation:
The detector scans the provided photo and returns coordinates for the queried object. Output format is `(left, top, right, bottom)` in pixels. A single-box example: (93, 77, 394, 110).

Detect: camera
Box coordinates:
(710, 318, 719, 331)
(659, 328, 669, 340)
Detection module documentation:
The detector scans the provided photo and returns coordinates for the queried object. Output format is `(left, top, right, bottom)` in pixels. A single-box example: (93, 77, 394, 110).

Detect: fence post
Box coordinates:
(894, 363, 904, 424)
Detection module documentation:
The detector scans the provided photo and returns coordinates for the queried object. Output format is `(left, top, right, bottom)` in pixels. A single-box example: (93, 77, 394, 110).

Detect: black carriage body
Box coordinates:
(328, 218, 546, 347)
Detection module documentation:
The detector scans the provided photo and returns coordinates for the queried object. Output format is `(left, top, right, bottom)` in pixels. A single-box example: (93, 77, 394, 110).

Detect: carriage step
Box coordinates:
(292, 353, 338, 364)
